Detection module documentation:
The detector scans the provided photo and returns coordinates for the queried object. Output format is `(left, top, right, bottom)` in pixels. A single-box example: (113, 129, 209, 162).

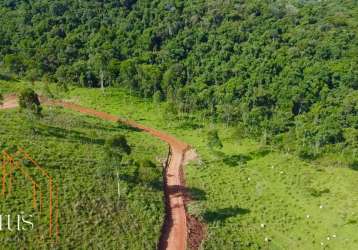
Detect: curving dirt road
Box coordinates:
(1, 94, 197, 250)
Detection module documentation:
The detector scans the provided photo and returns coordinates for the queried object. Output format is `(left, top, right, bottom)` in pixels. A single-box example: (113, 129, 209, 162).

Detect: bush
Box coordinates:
(25, 68, 40, 84)
(153, 90, 163, 103)
(18, 88, 42, 115)
(42, 83, 54, 98)
(297, 146, 318, 160)
(207, 130, 223, 150)
(349, 160, 358, 171)
(223, 154, 252, 166)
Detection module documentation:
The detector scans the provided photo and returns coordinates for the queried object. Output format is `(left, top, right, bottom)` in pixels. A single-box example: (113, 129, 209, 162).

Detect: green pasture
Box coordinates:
(0, 93, 166, 249)
(1, 81, 357, 249)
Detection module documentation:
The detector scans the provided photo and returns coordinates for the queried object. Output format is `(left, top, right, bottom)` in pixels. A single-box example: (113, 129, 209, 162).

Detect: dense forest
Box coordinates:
(0, 0, 357, 161)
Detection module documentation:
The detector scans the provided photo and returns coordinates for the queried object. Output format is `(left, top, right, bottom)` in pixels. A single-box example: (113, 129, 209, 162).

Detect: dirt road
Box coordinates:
(1, 94, 196, 250)
(1, 94, 18, 109)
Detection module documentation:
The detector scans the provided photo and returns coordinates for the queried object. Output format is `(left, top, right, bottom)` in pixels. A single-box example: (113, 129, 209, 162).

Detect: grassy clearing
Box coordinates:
(0, 102, 166, 249)
(185, 130, 358, 249)
(2, 81, 358, 249)
(67, 86, 358, 250)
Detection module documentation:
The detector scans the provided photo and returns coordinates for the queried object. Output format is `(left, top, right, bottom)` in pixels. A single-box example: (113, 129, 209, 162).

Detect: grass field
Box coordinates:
(1, 81, 358, 249)
(0, 88, 167, 249)
(185, 132, 358, 250)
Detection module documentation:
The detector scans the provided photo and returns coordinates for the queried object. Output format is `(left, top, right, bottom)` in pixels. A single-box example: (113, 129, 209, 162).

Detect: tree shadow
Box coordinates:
(177, 121, 204, 130)
(165, 185, 206, 199)
(210, 150, 226, 158)
(349, 160, 358, 171)
(119, 169, 163, 191)
(46, 108, 140, 133)
(148, 179, 163, 190)
(203, 206, 250, 222)
(223, 154, 252, 166)
(75, 116, 127, 133)
(0, 73, 19, 81)
(149, 183, 207, 201)
(249, 147, 271, 159)
(117, 122, 141, 132)
(187, 187, 207, 200)
(119, 173, 138, 187)
(77, 122, 125, 133)
(307, 187, 330, 197)
(37, 124, 105, 145)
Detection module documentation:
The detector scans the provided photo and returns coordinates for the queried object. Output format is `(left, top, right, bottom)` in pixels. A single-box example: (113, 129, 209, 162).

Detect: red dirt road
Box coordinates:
(1, 94, 196, 250)
(1, 94, 18, 109)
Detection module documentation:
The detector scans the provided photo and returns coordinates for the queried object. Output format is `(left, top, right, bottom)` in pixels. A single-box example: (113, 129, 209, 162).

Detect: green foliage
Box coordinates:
(3, 54, 26, 74)
(25, 68, 40, 84)
(18, 88, 42, 115)
(0, 0, 357, 155)
(162, 63, 186, 94)
(119, 59, 138, 89)
(153, 90, 163, 103)
(307, 187, 330, 197)
(137, 64, 161, 98)
(0, 107, 166, 249)
(207, 129, 223, 150)
(223, 154, 252, 166)
(4, 81, 356, 250)
(42, 82, 54, 98)
(186, 136, 358, 249)
(105, 134, 131, 161)
(136, 159, 161, 184)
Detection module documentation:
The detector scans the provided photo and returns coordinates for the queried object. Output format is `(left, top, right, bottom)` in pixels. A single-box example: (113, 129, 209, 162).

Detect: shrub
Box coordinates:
(207, 129, 223, 150)
(25, 68, 40, 85)
(153, 90, 163, 103)
(350, 160, 358, 171)
(297, 146, 317, 160)
(42, 83, 54, 98)
(223, 154, 252, 166)
(18, 88, 42, 115)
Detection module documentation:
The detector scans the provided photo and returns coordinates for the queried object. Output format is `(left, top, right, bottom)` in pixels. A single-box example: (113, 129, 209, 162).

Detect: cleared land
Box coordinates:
(1, 81, 358, 249)
(62, 85, 358, 250)
(0, 96, 166, 249)
(1, 92, 193, 250)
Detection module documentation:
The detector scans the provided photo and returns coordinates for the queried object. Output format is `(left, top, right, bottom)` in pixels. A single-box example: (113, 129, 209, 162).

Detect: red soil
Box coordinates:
(0, 94, 204, 250)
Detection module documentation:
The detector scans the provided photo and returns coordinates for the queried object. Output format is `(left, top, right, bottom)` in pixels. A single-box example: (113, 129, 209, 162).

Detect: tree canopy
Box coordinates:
(0, 0, 357, 157)
(18, 88, 42, 115)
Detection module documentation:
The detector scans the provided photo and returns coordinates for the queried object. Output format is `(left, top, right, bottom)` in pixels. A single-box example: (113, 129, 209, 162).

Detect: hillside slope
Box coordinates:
(0, 0, 357, 160)
(0, 104, 166, 249)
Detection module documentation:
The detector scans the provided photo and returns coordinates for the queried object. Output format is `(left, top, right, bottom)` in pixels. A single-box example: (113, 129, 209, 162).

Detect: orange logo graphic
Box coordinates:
(1, 148, 59, 242)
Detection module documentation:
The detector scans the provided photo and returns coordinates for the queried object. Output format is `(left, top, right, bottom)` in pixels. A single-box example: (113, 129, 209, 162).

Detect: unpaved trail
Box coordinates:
(1, 94, 18, 109)
(0, 94, 197, 250)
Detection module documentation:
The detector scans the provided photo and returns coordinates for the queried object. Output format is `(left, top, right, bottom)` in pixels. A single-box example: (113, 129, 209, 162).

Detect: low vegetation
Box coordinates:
(18, 87, 42, 115)
(7, 82, 352, 250)
(1, 0, 358, 248)
(0, 99, 166, 249)
(185, 131, 358, 249)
